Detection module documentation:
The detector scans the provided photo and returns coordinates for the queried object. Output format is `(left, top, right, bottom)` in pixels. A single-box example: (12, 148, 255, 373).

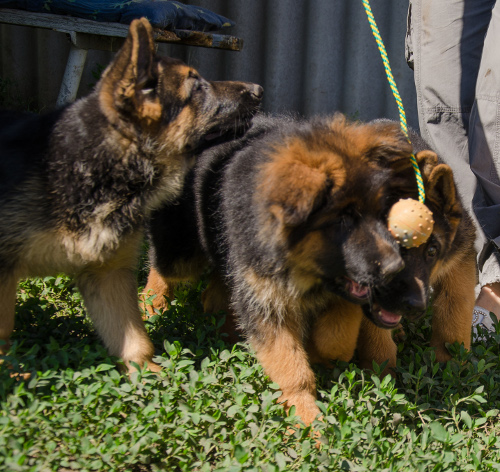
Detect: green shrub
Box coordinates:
(1, 275, 500, 471)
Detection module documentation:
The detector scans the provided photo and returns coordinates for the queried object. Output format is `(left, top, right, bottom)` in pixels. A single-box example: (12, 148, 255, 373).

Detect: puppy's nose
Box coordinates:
(249, 84, 264, 99)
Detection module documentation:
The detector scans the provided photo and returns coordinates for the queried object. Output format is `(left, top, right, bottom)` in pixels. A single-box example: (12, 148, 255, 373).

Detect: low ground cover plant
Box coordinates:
(1, 273, 500, 471)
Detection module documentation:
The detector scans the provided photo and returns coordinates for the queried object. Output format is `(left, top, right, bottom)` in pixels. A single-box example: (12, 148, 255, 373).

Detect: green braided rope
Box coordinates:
(362, 0, 426, 203)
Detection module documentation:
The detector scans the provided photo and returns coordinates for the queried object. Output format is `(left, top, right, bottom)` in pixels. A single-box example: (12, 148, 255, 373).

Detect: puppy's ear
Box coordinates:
(420, 155, 463, 241)
(415, 149, 439, 178)
(259, 141, 337, 227)
(266, 165, 331, 227)
(98, 18, 161, 126)
(425, 163, 461, 215)
(363, 121, 414, 172)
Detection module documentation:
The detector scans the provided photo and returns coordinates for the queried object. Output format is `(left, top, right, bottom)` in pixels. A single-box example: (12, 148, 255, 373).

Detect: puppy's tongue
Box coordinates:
(379, 309, 402, 326)
(349, 281, 370, 298)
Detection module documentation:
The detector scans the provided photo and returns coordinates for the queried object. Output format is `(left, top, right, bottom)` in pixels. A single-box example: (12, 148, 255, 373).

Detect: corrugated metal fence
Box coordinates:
(0, 0, 418, 129)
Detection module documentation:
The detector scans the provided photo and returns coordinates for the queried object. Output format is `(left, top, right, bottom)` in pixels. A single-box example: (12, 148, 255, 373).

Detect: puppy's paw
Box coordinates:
(280, 392, 321, 427)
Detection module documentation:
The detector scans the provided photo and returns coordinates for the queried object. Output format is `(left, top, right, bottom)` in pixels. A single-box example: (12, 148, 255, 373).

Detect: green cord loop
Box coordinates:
(362, 0, 426, 204)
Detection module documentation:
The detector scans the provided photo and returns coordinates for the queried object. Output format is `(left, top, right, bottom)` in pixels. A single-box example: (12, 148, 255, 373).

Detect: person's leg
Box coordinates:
(409, 0, 498, 338)
(408, 0, 493, 215)
(470, 2, 500, 330)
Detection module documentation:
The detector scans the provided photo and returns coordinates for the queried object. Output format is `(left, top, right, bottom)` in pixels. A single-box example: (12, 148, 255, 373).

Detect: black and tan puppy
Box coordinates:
(356, 126, 476, 373)
(144, 114, 475, 424)
(0, 18, 262, 372)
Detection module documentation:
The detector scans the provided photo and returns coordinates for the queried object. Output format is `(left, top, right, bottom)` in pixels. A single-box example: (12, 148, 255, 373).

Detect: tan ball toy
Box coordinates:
(387, 198, 434, 248)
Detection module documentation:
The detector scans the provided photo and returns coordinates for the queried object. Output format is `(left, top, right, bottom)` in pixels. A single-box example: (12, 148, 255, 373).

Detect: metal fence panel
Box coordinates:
(0, 0, 418, 128)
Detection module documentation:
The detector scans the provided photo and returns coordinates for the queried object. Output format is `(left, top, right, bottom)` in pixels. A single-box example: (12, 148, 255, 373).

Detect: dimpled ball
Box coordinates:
(387, 198, 434, 248)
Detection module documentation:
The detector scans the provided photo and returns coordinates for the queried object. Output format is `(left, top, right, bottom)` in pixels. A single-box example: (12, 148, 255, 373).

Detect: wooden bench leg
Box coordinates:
(56, 42, 88, 106)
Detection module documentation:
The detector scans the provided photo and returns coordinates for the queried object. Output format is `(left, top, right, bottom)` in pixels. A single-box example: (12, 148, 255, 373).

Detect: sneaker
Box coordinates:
(472, 306, 496, 341)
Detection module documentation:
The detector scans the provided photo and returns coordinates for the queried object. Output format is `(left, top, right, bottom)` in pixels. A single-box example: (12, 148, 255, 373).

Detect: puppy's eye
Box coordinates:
(187, 71, 203, 93)
(426, 244, 438, 258)
(339, 213, 354, 229)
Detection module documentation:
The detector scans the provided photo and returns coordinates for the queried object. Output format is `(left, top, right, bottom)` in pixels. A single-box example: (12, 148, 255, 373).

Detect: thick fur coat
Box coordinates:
(0, 18, 262, 372)
(145, 113, 476, 424)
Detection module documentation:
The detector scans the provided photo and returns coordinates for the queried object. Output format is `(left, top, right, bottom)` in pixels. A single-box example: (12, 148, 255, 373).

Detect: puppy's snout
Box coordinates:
(401, 276, 428, 319)
(379, 253, 405, 281)
(403, 292, 427, 314)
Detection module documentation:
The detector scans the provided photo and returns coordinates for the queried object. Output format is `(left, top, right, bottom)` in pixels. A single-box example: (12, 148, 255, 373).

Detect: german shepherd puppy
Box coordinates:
(356, 125, 476, 374)
(0, 18, 262, 372)
(144, 114, 476, 424)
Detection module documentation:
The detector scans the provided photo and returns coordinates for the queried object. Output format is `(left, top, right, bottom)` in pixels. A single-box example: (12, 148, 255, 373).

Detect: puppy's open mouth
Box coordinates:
(365, 303, 402, 329)
(340, 277, 424, 329)
(346, 278, 405, 329)
(345, 278, 371, 301)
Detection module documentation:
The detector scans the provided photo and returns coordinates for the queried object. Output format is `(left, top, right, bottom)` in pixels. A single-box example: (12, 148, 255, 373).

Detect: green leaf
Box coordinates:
(429, 422, 449, 443)
(274, 452, 287, 470)
(461, 411, 472, 429)
(234, 445, 249, 464)
(227, 405, 241, 418)
(486, 409, 499, 418)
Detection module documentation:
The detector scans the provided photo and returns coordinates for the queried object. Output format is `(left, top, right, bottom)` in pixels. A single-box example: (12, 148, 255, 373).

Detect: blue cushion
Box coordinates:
(0, 0, 234, 31)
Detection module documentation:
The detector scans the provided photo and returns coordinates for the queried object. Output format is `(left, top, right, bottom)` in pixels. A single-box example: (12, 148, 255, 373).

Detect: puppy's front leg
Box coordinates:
(250, 319, 319, 426)
(77, 265, 159, 373)
(430, 251, 475, 361)
(142, 267, 176, 317)
(357, 317, 397, 374)
(307, 299, 363, 365)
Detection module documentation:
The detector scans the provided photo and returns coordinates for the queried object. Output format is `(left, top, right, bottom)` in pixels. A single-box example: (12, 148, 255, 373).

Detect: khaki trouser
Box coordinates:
(407, 0, 500, 286)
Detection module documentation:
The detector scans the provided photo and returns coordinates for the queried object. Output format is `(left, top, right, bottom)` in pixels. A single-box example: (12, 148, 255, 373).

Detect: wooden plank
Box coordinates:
(172, 30, 242, 51)
(0, 8, 243, 51)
